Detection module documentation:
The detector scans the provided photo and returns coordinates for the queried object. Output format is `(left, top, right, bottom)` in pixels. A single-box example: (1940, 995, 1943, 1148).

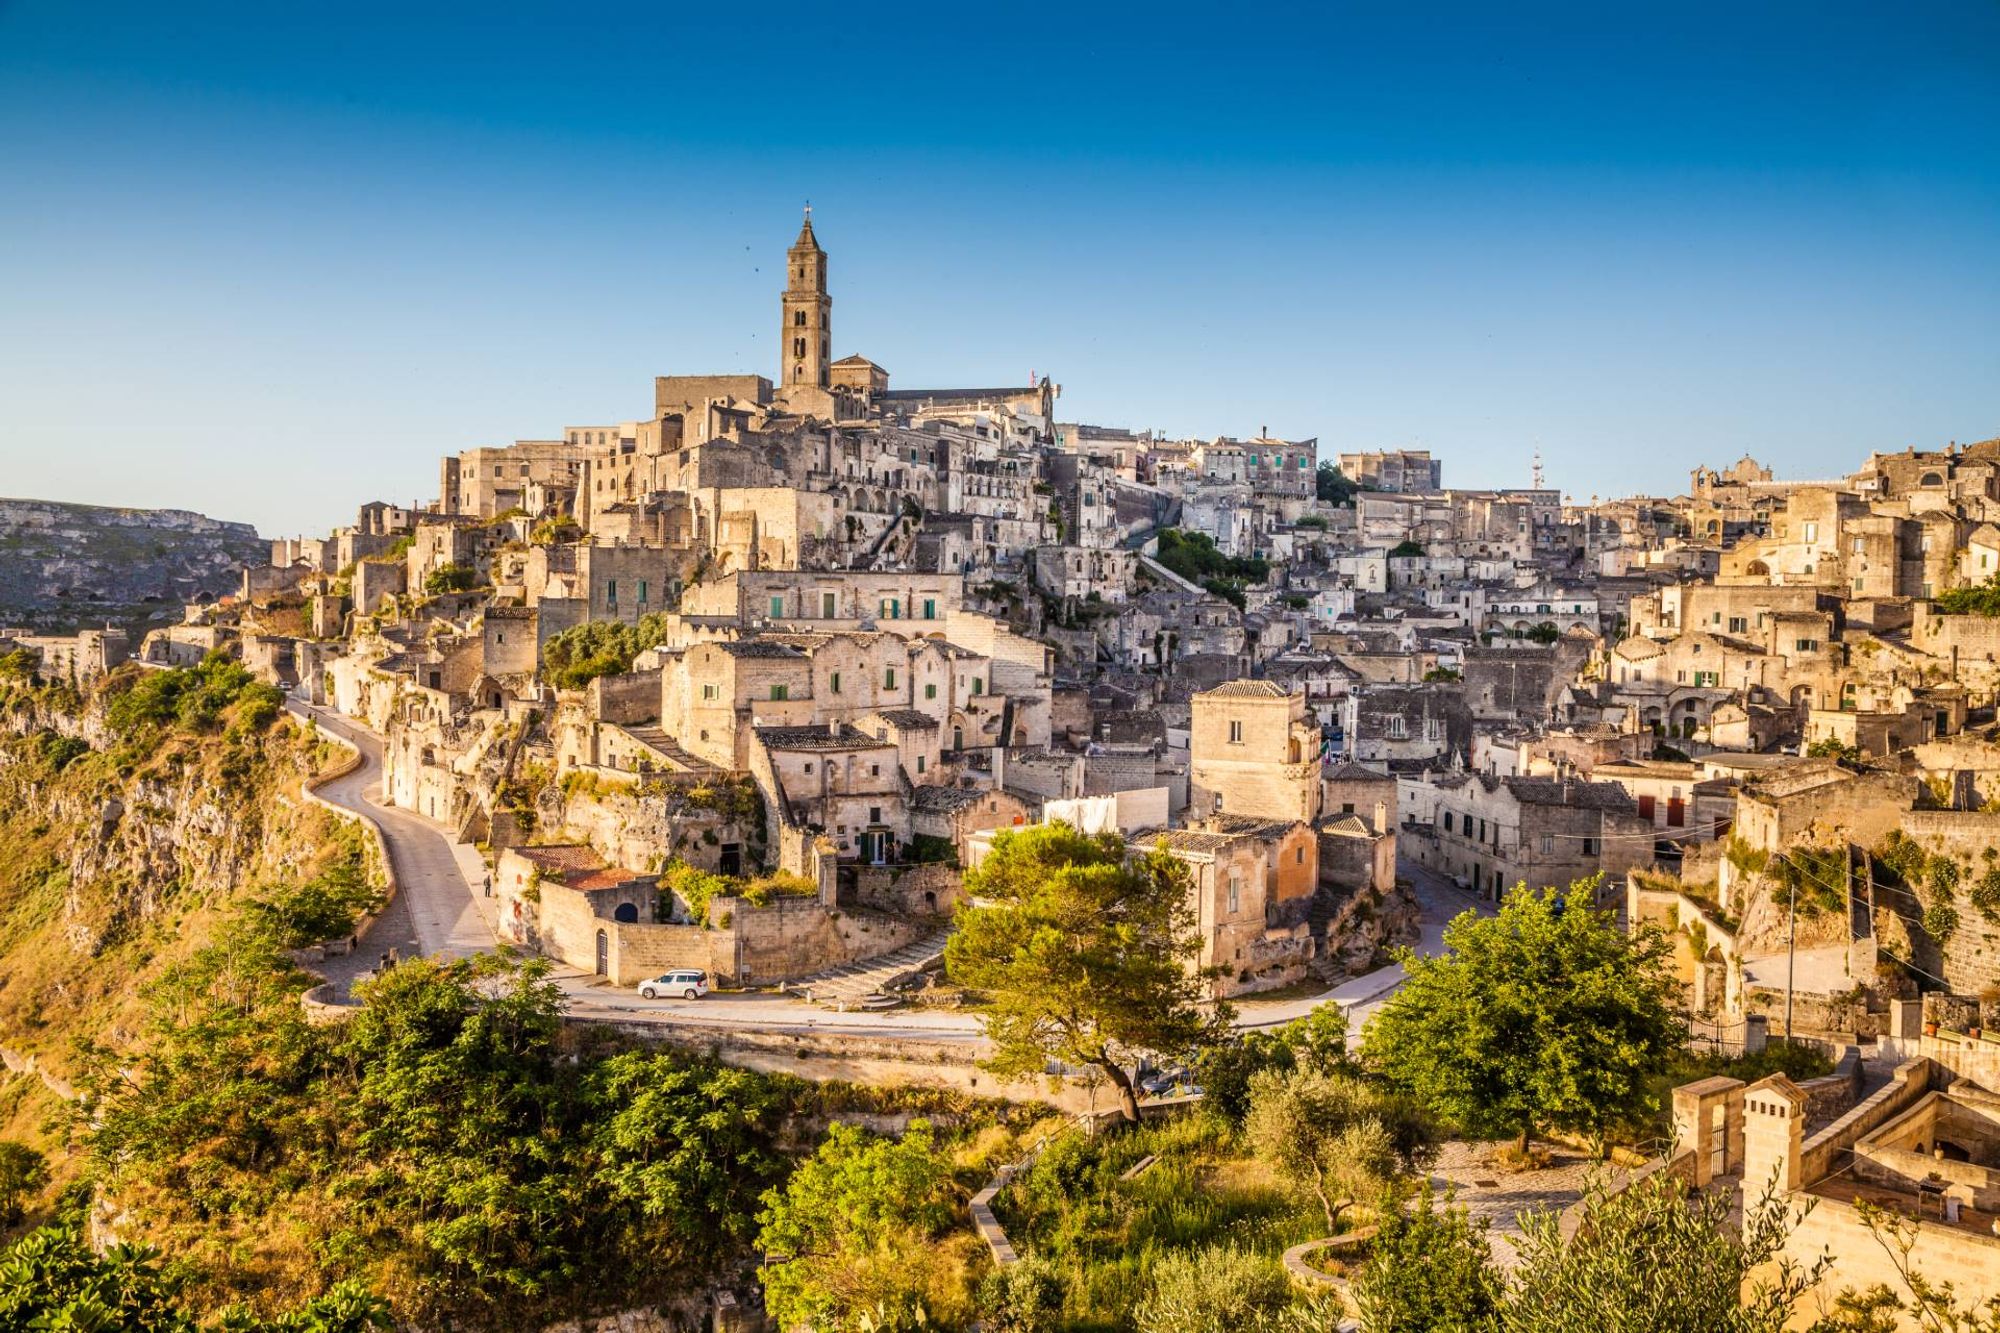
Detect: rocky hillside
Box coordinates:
(0, 660, 364, 1094)
(0, 497, 265, 633)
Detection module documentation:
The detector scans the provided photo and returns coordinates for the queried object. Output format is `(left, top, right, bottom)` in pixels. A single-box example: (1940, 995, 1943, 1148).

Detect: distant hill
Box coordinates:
(0, 497, 265, 634)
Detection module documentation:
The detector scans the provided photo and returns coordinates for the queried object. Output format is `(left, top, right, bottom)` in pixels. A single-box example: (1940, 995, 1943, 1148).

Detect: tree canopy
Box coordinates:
(945, 823, 1230, 1120)
(541, 611, 674, 690)
(1360, 881, 1682, 1149)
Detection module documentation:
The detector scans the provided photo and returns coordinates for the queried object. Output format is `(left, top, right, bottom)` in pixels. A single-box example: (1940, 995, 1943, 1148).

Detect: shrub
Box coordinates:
(422, 562, 477, 595)
(0, 1141, 47, 1226)
(1132, 1245, 1294, 1333)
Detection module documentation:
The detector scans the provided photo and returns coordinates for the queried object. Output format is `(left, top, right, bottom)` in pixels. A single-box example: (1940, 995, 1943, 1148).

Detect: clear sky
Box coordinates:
(1, 1, 1996, 538)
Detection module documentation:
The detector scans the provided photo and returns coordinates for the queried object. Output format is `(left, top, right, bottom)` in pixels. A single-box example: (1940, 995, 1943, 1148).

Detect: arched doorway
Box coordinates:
(613, 902, 639, 924)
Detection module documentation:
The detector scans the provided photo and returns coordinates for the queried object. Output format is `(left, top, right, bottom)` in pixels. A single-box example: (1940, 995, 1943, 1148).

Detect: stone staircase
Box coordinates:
(620, 724, 722, 775)
(786, 932, 949, 1011)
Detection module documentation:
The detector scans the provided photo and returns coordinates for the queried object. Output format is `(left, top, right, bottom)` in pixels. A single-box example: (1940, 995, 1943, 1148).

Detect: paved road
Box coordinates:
(291, 702, 497, 993)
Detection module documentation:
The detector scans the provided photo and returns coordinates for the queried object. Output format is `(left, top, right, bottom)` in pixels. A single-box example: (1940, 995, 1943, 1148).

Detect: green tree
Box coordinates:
(0, 1226, 196, 1332)
(1360, 882, 1681, 1151)
(1504, 1173, 1826, 1333)
(756, 1121, 964, 1332)
(581, 1051, 788, 1265)
(335, 954, 575, 1304)
(1243, 1068, 1433, 1230)
(1193, 1003, 1351, 1126)
(945, 824, 1230, 1121)
(1523, 622, 1561, 645)
(0, 1142, 47, 1227)
(1351, 1183, 1503, 1333)
(1934, 575, 2000, 617)
(423, 562, 478, 595)
(1316, 463, 1359, 506)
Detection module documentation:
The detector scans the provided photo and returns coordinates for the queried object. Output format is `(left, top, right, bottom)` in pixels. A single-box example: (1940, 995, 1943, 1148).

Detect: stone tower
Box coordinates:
(782, 208, 830, 390)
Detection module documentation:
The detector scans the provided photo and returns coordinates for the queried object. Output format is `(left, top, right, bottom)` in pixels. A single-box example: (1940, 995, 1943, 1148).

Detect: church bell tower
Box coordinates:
(782, 208, 830, 389)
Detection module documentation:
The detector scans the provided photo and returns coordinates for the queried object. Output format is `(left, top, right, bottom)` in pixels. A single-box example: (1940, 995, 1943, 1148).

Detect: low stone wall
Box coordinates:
(577, 1017, 1101, 1113)
(1800, 1059, 1936, 1186)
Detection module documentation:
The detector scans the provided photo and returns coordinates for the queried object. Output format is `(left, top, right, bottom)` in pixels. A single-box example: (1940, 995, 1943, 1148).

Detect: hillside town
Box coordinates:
(11, 213, 2000, 1324)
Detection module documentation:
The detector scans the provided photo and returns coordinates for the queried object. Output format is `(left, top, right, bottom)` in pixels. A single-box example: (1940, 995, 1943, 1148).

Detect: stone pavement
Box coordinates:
(1741, 943, 1853, 995)
(1428, 1138, 1628, 1269)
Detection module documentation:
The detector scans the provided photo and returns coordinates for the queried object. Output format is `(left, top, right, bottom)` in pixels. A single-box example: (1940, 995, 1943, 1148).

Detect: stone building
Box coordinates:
(1188, 681, 1322, 823)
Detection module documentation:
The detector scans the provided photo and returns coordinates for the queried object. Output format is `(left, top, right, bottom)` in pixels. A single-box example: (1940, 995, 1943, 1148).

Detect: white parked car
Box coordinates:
(638, 969, 708, 1000)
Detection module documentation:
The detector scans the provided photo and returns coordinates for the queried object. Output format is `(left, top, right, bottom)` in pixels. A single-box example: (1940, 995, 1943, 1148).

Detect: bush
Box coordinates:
(542, 612, 673, 690)
(103, 653, 284, 740)
(1351, 1183, 1503, 1333)
(976, 1256, 1064, 1333)
(0, 1141, 47, 1226)
(422, 563, 477, 595)
(1132, 1246, 1294, 1333)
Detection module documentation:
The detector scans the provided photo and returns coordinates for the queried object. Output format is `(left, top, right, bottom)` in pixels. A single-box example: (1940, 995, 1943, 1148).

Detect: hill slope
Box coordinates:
(0, 497, 265, 633)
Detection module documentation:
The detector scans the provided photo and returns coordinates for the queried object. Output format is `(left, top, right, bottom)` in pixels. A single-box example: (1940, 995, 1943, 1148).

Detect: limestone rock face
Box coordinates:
(0, 497, 264, 633)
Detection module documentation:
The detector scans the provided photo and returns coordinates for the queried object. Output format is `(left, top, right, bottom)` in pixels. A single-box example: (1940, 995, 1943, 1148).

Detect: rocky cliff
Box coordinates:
(0, 497, 265, 633)
(0, 669, 355, 1078)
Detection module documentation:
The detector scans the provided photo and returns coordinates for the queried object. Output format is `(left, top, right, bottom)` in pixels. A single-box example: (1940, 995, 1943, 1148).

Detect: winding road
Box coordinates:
(293, 700, 1485, 1038)
(293, 701, 498, 993)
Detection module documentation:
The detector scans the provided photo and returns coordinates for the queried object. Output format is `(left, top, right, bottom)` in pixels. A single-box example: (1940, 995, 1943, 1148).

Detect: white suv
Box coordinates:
(639, 970, 708, 1000)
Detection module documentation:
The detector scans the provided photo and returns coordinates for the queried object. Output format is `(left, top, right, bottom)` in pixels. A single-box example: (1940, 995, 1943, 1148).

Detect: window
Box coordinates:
(1228, 720, 1244, 744)
(880, 597, 901, 620)
(770, 684, 788, 701)
(794, 310, 806, 326)
(1443, 812, 1454, 832)
(1540, 834, 1553, 855)
(1387, 715, 1407, 739)
(821, 591, 838, 618)
(884, 667, 897, 689)
(1582, 837, 1598, 856)
(917, 756, 925, 773)
(1297, 846, 1306, 864)
(793, 337, 806, 358)
(1795, 639, 1819, 653)
(830, 671, 842, 694)
(701, 683, 718, 701)
(922, 598, 937, 619)
(769, 595, 785, 618)
(870, 763, 880, 777)
(605, 579, 617, 606)
(1227, 870, 1241, 914)
(803, 762, 813, 774)
(924, 683, 937, 700)
(869, 806, 882, 823)
(1727, 616, 1747, 633)
(1803, 521, 1818, 543)
(971, 677, 983, 696)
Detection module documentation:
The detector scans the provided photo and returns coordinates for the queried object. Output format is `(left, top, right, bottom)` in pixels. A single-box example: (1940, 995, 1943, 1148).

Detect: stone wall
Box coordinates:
(850, 862, 962, 917)
(575, 1017, 1101, 1113)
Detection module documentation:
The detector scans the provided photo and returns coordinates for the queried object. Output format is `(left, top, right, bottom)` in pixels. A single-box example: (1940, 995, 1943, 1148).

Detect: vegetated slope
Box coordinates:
(0, 651, 1017, 1328)
(0, 654, 367, 1093)
(0, 497, 265, 634)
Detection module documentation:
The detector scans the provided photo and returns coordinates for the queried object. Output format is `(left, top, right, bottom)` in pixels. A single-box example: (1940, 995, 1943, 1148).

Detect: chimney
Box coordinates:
(828, 718, 839, 738)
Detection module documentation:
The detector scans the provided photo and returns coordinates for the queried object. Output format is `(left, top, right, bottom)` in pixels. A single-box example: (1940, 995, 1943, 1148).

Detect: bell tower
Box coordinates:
(782, 207, 830, 390)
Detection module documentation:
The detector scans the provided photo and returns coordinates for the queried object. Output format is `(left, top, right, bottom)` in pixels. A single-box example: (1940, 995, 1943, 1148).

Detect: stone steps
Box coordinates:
(787, 932, 950, 1010)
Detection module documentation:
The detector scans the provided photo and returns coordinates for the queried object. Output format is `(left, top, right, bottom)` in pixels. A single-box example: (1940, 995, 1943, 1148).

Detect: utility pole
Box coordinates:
(1780, 853, 1797, 1041)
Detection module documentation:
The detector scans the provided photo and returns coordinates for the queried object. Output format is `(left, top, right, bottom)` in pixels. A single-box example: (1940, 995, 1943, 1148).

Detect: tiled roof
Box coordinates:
(871, 709, 939, 730)
(713, 640, 807, 659)
(755, 723, 895, 751)
(1199, 680, 1292, 699)
(1323, 760, 1394, 783)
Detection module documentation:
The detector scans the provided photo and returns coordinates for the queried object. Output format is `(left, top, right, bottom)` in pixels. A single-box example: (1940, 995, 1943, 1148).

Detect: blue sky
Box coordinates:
(1, 1, 1995, 537)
